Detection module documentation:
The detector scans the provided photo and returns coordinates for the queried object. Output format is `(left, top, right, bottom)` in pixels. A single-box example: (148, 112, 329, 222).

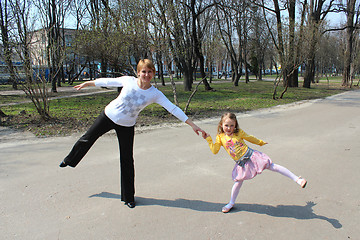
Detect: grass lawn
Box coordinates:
(0, 78, 355, 137)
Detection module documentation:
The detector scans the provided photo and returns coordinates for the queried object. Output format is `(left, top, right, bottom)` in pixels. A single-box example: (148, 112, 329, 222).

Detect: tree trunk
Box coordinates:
(286, 0, 298, 88)
(0, 0, 18, 90)
(289, 69, 299, 87)
(302, 0, 323, 88)
(258, 66, 262, 81)
(234, 72, 241, 86)
(342, 0, 355, 87)
(100, 58, 108, 77)
(303, 57, 315, 88)
(244, 60, 249, 83)
(183, 70, 193, 91)
(190, 0, 212, 91)
(303, 48, 316, 87)
(155, 52, 165, 86)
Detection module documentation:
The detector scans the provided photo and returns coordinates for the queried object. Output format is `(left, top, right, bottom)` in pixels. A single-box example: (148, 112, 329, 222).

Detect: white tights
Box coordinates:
(225, 163, 299, 209)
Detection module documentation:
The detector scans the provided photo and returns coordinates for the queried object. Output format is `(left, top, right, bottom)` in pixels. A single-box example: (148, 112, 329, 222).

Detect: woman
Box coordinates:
(60, 59, 205, 208)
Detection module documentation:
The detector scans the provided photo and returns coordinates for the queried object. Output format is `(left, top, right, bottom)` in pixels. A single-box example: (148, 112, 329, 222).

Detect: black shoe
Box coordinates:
(59, 161, 68, 168)
(125, 202, 136, 208)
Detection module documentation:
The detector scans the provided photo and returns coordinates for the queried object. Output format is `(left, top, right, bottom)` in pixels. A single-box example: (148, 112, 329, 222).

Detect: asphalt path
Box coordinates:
(1, 89, 359, 239)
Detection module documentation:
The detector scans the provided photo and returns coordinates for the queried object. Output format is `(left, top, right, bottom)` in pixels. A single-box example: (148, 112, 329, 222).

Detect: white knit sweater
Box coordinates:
(94, 76, 188, 126)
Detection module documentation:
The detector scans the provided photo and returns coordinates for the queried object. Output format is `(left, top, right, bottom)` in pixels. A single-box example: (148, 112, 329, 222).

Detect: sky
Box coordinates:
(327, 12, 347, 28)
(62, 5, 349, 30)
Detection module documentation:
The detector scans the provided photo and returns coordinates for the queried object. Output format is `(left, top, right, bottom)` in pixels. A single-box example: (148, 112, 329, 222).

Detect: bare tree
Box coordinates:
(152, 0, 197, 91)
(352, 31, 360, 85)
(186, 0, 214, 91)
(33, 0, 71, 92)
(248, 5, 272, 81)
(215, 0, 252, 86)
(303, 0, 335, 88)
(341, 0, 360, 86)
(148, 2, 168, 85)
(116, 0, 151, 62)
(258, 0, 308, 96)
(12, 0, 51, 119)
(77, 0, 150, 77)
(62, 0, 88, 84)
(316, 32, 342, 85)
(0, 0, 17, 89)
(203, 22, 224, 83)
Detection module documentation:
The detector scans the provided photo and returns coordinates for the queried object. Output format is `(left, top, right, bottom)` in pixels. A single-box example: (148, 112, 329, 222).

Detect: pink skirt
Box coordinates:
(232, 150, 272, 181)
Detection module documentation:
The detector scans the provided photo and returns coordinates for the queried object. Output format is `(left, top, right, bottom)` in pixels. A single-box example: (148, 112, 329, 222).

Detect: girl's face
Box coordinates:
(138, 67, 154, 83)
(222, 117, 236, 136)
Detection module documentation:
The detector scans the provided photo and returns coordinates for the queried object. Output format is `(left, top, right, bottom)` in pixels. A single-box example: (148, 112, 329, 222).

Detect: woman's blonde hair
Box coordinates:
(217, 112, 240, 134)
(137, 59, 156, 75)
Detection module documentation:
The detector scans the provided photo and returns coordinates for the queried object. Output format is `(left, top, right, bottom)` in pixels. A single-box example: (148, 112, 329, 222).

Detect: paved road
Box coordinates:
(1, 90, 359, 240)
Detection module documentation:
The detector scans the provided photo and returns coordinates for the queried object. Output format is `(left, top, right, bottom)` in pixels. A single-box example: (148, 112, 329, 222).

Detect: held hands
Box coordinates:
(190, 123, 209, 139)
(187, 120, 207, 138)
(201, 130, 208, 139)
(203, 132, 210, 139)
(186, 119, 206, 137)
(194, 126, 209, 139)
(191, 125, 207, 138)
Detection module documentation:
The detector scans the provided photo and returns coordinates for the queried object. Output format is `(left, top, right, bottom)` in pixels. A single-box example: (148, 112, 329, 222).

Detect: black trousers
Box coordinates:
(64, 111, 135, 203)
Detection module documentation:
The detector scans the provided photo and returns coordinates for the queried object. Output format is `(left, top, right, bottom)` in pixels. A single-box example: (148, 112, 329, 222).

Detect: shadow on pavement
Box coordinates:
(89, 192, 341, 229)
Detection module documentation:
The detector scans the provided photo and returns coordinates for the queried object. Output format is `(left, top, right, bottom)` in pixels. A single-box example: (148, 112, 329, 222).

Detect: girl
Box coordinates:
(60, 59, 205, 209)
(204, 112, 307, 213)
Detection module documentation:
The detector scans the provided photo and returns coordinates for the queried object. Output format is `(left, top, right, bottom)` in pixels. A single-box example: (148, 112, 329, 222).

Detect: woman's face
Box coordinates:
(222, 117, 236, 136)
(138, 67, 154, 83)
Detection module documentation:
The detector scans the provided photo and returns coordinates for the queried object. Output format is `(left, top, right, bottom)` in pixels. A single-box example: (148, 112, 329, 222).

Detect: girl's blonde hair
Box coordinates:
(217, 112, 240, 134)
(137, 59, 156, 75)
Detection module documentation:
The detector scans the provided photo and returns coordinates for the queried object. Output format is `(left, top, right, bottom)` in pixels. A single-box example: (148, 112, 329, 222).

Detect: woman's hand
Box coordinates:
(191, 125, 203, 136)
(191, 125, 208, 139)
(185, 119, 206, 136)
(74, 81, 95, 90)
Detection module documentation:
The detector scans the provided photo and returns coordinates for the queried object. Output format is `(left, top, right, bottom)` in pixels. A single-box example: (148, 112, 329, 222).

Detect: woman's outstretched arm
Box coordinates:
(74, 80, 96, 90)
